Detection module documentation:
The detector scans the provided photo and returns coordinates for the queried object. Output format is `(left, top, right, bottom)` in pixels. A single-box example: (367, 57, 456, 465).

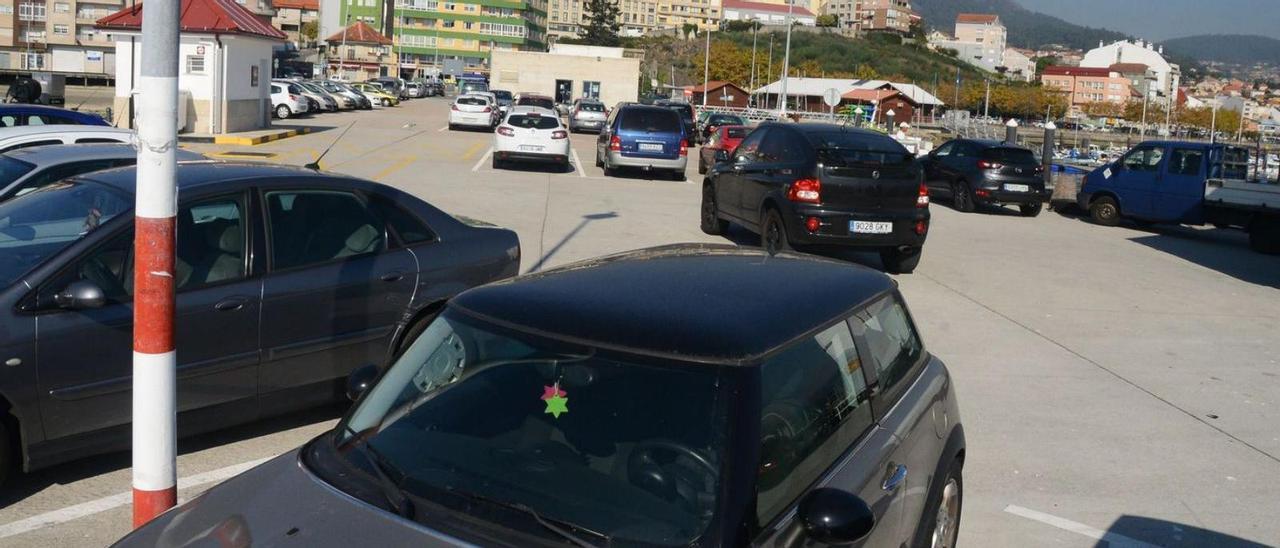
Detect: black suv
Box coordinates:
(921, 139, 1046, 216)
(701, 123, 930, 274)
(654, 99, 696, 135)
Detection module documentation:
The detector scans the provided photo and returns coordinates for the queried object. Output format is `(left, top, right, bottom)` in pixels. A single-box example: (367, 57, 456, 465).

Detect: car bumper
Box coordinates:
(495, 150, 569, 163)
(783, 205, 930, 248)
(1076, 191, 1094, 211)
(570, 119, 604, 131)
(976, 186, 1050, 205)
(450, 113, 492, 127)
(606, 151, 686, 171)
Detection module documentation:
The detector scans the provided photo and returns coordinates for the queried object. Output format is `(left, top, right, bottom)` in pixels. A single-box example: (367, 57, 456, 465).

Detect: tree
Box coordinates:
(578, 0, 621, 47)
(815, 14, 838, 28)
(853, 64, 880, 79)
(300, 21, 318, 44)
(1034, 56, 1058, 76)
(682, 23, 698, 40)
(692, 39, 752, 85)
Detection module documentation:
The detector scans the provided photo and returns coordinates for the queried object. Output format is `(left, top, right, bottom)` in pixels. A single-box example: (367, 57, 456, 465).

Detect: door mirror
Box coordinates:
(55, 280, 106, 310)
(714, 149, 731, 163)
(346, 364, 380, 402)
(797, 488, 876, 544)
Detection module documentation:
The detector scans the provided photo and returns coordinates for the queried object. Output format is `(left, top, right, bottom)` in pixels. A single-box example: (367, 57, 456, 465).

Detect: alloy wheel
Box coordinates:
(931, 479, 961, 548)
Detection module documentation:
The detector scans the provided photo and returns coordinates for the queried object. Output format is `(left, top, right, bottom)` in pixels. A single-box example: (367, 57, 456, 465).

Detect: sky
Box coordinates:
(1014, 0, 1280, 40)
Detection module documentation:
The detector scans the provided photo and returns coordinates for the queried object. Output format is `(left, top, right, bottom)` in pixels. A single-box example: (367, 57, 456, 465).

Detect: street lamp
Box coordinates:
(777, 0, 795, 118)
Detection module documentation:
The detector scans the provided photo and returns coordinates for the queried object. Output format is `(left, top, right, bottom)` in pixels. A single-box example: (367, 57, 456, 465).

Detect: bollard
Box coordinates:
(1005, 118, 1019, 145)
(885, 109, 895, 132)
(1042, 121, 1056, 187)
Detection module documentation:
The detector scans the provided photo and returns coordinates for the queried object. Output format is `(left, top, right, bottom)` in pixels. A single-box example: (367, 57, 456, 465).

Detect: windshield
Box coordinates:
(0, 155, 36, 189)
(810, 131, 912, 165)
(0, 180, 130, 287)
(334, 310, 730, 545)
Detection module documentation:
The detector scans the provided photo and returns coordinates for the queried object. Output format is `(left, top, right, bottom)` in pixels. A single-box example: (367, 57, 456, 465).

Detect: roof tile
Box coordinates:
(97, 0, 286, 40)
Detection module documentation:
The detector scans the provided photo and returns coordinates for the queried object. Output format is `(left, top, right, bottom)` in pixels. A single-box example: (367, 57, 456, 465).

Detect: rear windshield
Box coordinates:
(708, 115, 744, 126)
(725, 127, 749, 139)
(620, 108, 681, 133)
(661, 103, 694, 118)
(457, 96, 488, 106)
(518, 97, 555, 109)
(578, 103, 605, 112)
(460, 82, 488, 93)
(0, 155, 36, 188)
(809, 131, 912, 165)
(507, 114, 559, 129)
(982, 147, 1038, 165)
(492, 90, 513, 100)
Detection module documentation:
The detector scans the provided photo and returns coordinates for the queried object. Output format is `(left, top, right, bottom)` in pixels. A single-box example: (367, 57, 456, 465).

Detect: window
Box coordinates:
(75, 137, 129, 144)
(185, 55, 205, 74)
(756, 321, 872, 524)
(1, 139, 61, 153)
(1122, 146, 1165, 172)
(758, 129, 801, 163)
(619, 108, 680, 133)
(175, 198, 247, 288)
(12, 159, 117, 197)
(733, 127, 766, 162)
(1169, 148, 1203, 176)
(854, 295, 924, 404)
(52, 24, 68, 35)
(266, 190, 384, 269)
(54, 2, 69, 12)
(370, 195, 434, 245)
(933, 141, 954, 157)
(582, 80, 600, 99)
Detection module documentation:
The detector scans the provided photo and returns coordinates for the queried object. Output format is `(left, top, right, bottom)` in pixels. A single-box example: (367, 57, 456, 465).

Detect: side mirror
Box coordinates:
(797, 488, 876, 544)
(55, 280, 105, 310)
(346, 364, 380, 402)
(714, 149, 731, 162)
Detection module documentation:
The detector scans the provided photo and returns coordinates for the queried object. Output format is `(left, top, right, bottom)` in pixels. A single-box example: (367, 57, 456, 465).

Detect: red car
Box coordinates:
(698, 125, 750, 174)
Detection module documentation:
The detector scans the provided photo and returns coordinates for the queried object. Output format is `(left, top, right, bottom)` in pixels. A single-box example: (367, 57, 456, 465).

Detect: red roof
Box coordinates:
(273, 0, 318, 10)
(325, 21, 391, 45)
(956, 13, 999, 24)
(97, 0, 286, 40)
(689, 80, 746, 93)
(1042, 66, 1113, 78)
(1108, 62, 1149, 74)
(722, 0, 815, 17)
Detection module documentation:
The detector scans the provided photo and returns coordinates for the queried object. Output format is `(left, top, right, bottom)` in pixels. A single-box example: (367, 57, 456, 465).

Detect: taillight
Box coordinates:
(805, 216, 821, 233)
(917, 182, 929, 207)
(679, 139, 688, 157)
(609, 135, 621, 151)
(451, 104, 459, 111)
(496, 126, 515, 136)
(1034, 165, 1045, 173)
(552, 130, 568, 139)
(481, 106, 491, 113)
(915, 220, 928, 235)
(787, 178, 821, 203)
(978, 160, 1003, 169)
(289, 94, 299, 101)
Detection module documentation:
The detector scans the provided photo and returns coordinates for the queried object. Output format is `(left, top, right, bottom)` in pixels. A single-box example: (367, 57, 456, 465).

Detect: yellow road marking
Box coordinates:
(459, 141, 486, 161)
(371, 155, 417, 181)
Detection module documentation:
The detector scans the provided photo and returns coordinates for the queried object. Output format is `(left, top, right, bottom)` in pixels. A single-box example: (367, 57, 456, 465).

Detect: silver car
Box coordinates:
(0, 143, 204, 202)
(568, 99, 608, 133)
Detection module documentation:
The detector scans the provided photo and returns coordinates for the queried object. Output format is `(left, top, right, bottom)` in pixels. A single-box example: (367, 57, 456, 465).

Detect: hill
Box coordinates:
(1162, 34, 1280, 66)
(912, 0, 1126, 51)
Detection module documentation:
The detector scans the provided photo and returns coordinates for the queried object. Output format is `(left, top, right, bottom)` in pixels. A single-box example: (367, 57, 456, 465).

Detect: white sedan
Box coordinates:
(492, 106, 571, 171)
(448, 94, 497, 130)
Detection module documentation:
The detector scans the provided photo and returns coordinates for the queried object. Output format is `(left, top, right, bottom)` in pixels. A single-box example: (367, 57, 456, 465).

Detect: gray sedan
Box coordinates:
(0, 143, 205, 202)
(0, 162, 520, 483)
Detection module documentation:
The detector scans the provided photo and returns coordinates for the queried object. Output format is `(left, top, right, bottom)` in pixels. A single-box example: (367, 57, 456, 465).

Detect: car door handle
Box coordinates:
(213, 297, 247, 312)
(379, 271, 404, 282)
(882, 464, 908, 491)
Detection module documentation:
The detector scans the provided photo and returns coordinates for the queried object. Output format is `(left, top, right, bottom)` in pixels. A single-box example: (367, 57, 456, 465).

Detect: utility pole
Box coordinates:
(132, 0, 179, 528)
(1140, 76, 1151, 140)
(702, 26, 710, 107)
(983, 78, 990, 119)
(1210, 101, 1218, 144)
(749, 23, 758, 104)
(338, 13, 351, 79)
(766, 35, 773, 109)
(778, 0, 795, 118)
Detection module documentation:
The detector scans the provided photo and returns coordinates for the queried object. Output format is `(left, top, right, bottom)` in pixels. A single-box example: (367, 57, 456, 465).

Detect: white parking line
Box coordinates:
(0, 457, 272, 540)
(1004, 505, 1158, 547)
(437, 125, 449, 132)
(471, 147, 493, 172)
(570, 149, 586, 178)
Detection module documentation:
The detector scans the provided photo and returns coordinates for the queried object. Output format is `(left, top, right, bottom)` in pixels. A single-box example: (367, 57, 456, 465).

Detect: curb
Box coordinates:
(179, 127, 313, 146)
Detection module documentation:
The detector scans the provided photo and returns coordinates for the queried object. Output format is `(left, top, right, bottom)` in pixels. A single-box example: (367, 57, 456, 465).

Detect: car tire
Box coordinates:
(561, 160, 572, 174)
(492, 156, 503, 170)
(1089, 196, 1121, 226)
(602, 157, 616, 177)
(671, 170, 686, 182)
(915, 458, 962, 548)
(700, 182, 729, 235)
(0, 419, 10, 486)
(698, 158, 707, 175)
(761, 208, 790, 255)
(881, 246, 922, 274)
(595, 150, 604, 168)
(275, 104, 291, 120)
(952, 181, 975, 213)
(1019, 203, 1042, 217)
(1248, 217, 1280, 254)
(448, 123, 456, 131)
(381, 98, 392, 107)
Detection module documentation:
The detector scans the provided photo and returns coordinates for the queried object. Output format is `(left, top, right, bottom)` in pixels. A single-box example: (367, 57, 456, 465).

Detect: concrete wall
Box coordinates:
(491, 50, 639, 108)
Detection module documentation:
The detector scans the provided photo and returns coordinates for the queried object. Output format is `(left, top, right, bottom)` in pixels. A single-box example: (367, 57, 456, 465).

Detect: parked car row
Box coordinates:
(271, 76, 450, 120)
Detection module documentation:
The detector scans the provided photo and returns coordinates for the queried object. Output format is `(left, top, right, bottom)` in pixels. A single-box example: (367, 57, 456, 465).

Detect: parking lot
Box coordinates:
(1, 96, 1278, 547)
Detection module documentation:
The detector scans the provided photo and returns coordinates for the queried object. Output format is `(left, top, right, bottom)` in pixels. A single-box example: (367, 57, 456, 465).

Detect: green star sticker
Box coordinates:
(544, 393, 569, 418)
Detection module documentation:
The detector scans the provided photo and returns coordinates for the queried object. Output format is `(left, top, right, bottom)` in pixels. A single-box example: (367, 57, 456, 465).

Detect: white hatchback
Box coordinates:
(270, 82, 310, 119)
(492, 106, 571, 171)
(448, 94, 497, 130)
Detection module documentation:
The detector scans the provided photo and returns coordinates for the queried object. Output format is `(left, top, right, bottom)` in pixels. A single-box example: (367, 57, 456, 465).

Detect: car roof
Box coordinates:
(71, 161, 349, 194)
(449, 244, 896, 364)
(508, 105, 557, 116)
(0, 104, 101, 117)
(2, 143, 203, 165)
(456, 93, 491, 100)
(0, 125, 134, 138)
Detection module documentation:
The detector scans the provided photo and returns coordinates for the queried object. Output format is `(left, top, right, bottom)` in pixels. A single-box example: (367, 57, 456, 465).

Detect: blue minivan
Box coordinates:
(0, 104, 109, 127)
(595, 103, 689, 180)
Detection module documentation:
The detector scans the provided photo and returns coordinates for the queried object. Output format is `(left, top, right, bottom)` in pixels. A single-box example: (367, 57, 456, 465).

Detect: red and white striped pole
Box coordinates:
(131, 0, 180, 528)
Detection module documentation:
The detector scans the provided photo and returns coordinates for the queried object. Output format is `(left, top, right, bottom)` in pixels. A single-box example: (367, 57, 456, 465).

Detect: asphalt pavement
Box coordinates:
(1, 97, 1277, 547)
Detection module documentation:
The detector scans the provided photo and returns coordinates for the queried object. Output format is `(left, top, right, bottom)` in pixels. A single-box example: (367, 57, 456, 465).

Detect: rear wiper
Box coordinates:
(341, 425, 415, 519)
(447, 488, 609, 548)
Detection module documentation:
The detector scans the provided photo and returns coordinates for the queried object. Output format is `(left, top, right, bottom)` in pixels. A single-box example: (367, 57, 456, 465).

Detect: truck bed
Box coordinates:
(1205, 179, 1280, 212)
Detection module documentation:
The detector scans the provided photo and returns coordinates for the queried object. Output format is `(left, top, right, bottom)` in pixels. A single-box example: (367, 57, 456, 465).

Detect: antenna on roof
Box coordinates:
(305, 121, 356, 170)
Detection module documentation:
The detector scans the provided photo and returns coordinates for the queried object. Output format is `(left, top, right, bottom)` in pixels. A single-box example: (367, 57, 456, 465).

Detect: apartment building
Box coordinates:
(546, 0, 658, 40)
(339, 0, 547, 77)
(953, 13, 1003, 53)
(1040, 65, 1134, 113)
(273, 0, 319, 46)
(820, 0, 911, 37)
(655, 0, 720, 31)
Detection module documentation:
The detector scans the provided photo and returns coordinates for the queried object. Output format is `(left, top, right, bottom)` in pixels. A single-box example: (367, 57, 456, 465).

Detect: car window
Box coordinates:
(266, 190, 384, 270)
(370, 194, 435, 245)
(1169, 148, 1204, 176)
(1, 139, 63, 153)
(1122, 146, 1165, 172)
(620, 108, 680, 133)
(758, 129, 802, 163)
(982, 147, 1038, 165)
(952, 142, 972, 158)
(0, 155, 36, 193)
(578, 102, 604, 112)
(76, 137, 128, 144)
(934, 141, 954, 157)
(756, 321, 873, 525)
(855, 295, 924, 406)
(734, 128, 767, 163)
(506, 114, 559, 129)
(0, 115, 16, 127)
(176, 197, 247, 289)
(12, 159, 116, 197)
(457, 96, 487, 106)
(726, 127, 749, 139)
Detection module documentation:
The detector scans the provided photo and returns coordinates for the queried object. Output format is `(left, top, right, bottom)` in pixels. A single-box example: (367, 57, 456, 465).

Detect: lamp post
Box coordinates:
(748, 22, 758, 106)
(777, 0, 795, 118)
(338, 13, 352, 79)
(701, 26, 710, 108)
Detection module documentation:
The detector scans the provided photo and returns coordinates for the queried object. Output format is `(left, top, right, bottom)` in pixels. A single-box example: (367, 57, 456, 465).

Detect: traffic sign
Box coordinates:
(822, 88, 841, 108)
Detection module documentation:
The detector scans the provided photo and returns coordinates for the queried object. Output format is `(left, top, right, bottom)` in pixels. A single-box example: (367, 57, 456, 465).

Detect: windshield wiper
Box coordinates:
(446, 488, 609, 548)
(341, 425, 415, 519)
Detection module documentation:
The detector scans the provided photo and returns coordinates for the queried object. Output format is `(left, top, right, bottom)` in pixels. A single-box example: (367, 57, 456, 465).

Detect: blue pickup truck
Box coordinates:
(1077, 140, 1279, 254)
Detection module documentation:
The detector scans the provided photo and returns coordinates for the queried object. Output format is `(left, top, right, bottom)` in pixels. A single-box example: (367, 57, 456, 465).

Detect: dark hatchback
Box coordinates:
(116, 244, 965, 548)
(701, 123, 930, 273)
(0, 162, 520, 481)
(921, 139, 1046, 216)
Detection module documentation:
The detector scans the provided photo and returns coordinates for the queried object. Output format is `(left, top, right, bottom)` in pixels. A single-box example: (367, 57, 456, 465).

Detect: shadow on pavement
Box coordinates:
(0, 403, 346, 509)
(494, 161, 576, 175)
(1129, 229, 1280, 288)
(1100, 515, 1272, 547)
(527, 211, 619, 273)
(716, 226, 889, 272)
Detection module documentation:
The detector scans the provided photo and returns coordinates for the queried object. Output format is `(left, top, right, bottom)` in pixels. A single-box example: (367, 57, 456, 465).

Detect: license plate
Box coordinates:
(519, 145, 543, 152)
(850, 221, 893, 234)
(638, 143, 663, 152)
(1005, 184, 1030, 192)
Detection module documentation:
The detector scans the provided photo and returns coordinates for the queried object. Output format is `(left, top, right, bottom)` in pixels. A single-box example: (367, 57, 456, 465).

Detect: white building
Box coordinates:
(1080, 39, 1180, 105)
(1002, 48, 1035, 82)
(723, 0, 816, 26)
(98, 0, 285, 133)
(927, 14, 1008, 74)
